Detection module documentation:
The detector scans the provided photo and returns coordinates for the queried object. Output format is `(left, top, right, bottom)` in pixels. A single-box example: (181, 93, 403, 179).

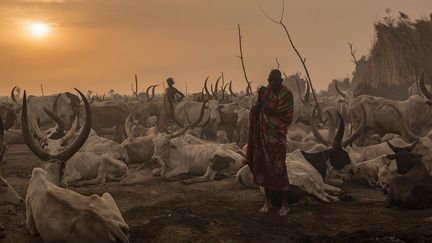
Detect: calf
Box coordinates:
(385, 140, 432, 209)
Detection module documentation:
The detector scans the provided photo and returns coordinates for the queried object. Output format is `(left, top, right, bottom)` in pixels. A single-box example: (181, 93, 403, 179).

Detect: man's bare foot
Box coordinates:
(276, 206, 290, 216)
(259, 204, 271, 214)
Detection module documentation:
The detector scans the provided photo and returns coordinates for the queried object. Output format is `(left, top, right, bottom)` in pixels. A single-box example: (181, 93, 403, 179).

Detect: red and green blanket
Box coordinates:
(246, 85, 294, 191)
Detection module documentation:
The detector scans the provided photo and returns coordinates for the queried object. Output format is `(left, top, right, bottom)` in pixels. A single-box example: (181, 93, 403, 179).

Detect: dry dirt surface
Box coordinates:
(2, 145, 432, 243)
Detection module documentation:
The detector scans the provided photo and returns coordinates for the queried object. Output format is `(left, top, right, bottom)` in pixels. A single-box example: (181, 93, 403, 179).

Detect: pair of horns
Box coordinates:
(22, 89, 92, 162)
(168, 99, 209, 138)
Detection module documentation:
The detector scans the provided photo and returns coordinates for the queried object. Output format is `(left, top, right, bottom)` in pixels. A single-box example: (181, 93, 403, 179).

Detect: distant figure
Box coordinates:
(159, 77, 185, 132)
(165, 77, 185, 104)
(246, 69, 294, 216)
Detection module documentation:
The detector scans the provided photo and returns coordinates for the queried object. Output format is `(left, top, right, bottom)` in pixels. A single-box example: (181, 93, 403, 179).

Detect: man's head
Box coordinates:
(267, 69, 283, 91)
(166, 77, 174, 86)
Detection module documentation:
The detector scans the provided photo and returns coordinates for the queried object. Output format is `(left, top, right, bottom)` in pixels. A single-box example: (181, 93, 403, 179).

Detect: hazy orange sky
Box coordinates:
(0, 0, 431, 96)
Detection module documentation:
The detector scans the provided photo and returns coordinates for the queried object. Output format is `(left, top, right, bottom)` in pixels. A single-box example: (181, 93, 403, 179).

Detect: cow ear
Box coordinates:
(386, 154, 397, 160)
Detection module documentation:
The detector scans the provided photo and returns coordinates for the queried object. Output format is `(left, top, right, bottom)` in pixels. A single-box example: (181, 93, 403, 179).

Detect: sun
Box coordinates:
(29, 22, 49, 38)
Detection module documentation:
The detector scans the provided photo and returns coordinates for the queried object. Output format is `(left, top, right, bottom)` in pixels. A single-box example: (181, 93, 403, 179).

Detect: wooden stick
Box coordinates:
(40, 84, 44, 97)
(237, 24, 252, 95)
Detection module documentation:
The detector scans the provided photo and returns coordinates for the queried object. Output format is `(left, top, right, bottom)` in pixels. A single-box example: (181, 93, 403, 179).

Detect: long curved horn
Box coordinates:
(190, 99, 208, 128)
(151, 85, 159, 100)
(55, 88, 91, 162)
(310, 105, 329, 145)
(384, 104, 418, 142)
(213, 76, 221, 98)
(60, 117, 78, 144)
(220, 83, 228, 102)
(90, 96, 95, 104)
(52, 93, 61, 114)
(204, 76, 211, 97)
(125, 113, 134, 138)
(22, 91, 53, 161)
(418, 70, 432, 100)
(342, 104, 367, 147)
(335, 81, 346, 98)
(31, 119, 48, 143)
(353, 82, 366, 97)
(11, 86, 17, 104)
(408, 139, 420, 152)
(386, 140, 398, 153)
(43, 107, 66, 132)
(333, 111, 345, 148)
(228, 81, 237, 97)
(145, 85, 152, 101)
(303, 78, 310, 102)
(326, 110, 335, 142)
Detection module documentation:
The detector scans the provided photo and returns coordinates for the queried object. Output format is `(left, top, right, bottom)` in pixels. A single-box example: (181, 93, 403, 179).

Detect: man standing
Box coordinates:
(165, 77, 185, 104)
(158, 77, 186, 132)
(246, 69, 294, 216)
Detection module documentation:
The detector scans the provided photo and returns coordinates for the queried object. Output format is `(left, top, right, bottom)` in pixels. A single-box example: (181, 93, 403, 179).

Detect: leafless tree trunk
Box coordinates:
(347, 42, 358, 65)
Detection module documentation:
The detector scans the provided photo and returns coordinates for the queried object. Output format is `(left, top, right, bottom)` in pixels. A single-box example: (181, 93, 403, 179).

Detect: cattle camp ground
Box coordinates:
(2, 145, 432, 243)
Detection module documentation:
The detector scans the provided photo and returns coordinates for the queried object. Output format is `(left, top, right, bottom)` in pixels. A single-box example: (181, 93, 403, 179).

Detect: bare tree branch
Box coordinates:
(237, 24, 252, 95)
(260, 0, 323, 120)
(347, 42, 358, 64)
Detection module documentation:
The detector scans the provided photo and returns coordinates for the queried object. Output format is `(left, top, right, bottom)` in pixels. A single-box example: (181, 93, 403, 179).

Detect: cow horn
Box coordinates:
(408, 139, 420, 152)
(384, 104, 418, 142)
(333, 112, 345, 148)
(418, 70, 432, 100)
(353, 82, 366, 97)
(213, 76, 221, 98)
(43, 107, 66, 132)
(31, 119, 48, 143)
(304, 78, 310, 102)
(385, 140, 398, 153)
(219, 83, 228, 102)
(204, 76, 211, 97)
(125, 113, 134, 139)
(229, 81, 237, 97)
(342, 104, 367, 147)
(326, 111, 335, 143)
(151, 85, 159, 100)
(60, 116, 78, 144)
(22, 91, 53, 161)
(310, 105, 329, 145)
(52, 93, 61, 114)
(190, 99, 208, 128)
(11, 86, 18, 104)
(90, 96, 95, 104)
(335, 81, 346, 98)
(145, 85, 152, 101)
(55, 88, 91, 162)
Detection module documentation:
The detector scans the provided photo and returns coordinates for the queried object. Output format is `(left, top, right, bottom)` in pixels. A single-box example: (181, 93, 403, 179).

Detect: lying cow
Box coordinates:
(22, 89, 130, 242)
(237, 112, 359, 204)
(385, 139, 432, 209)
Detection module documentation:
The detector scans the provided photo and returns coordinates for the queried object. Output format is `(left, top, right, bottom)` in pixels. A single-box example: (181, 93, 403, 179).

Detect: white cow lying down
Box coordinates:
(45, 152, 128, 187)
(26, 168, 129, 243)
(236, 150, 342, 203)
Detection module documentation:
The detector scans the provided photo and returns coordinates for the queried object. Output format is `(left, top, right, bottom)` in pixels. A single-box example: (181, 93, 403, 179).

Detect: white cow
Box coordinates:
(152, 132, 245, 184)
(22, 89, 130, 242)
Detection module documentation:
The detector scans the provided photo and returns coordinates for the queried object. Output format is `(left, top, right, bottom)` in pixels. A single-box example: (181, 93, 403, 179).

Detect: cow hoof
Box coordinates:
(276, 207, 290, 217)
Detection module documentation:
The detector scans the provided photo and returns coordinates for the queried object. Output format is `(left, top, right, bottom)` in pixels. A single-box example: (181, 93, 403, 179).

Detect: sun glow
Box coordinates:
(29, 22, 49, 38)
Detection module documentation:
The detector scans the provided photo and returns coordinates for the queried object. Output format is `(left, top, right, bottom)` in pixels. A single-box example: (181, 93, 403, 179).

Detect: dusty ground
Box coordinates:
(2, 145, 432, 243)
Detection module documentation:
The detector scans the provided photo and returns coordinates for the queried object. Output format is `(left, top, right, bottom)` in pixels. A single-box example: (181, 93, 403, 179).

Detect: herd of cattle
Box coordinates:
(1, 73, 432, 242)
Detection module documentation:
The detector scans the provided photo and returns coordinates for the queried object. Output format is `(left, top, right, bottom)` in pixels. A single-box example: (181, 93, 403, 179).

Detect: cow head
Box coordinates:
(0, 114, 23, 206)
(152, 100, 207, 178)
(386, 139, 422, 174)
(22, 89, 92, 187)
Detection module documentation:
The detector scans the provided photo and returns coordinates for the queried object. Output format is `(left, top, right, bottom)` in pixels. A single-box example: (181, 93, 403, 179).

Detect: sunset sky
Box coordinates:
(0, 0, 430, 96)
